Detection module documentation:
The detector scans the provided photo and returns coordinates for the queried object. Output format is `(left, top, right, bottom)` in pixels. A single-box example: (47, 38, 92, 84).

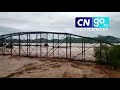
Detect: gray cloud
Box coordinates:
(0, 12, 120, 38)
(0, 26, 21, 35)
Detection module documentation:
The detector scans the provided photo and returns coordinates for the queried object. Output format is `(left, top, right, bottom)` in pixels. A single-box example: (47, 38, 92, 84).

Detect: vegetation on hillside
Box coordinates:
(94, 44, 120, 69)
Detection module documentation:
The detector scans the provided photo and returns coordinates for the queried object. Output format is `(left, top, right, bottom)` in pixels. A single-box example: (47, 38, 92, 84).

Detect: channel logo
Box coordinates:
(75, 17, 109, 30)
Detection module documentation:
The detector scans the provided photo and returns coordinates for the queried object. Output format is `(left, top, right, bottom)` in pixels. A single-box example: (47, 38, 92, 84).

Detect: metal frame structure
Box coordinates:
(0, 31, 114, 62)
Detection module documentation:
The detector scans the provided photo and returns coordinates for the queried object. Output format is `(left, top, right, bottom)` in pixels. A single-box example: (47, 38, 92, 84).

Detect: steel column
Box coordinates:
(66, 35, 67, 60)
(83, 38, 85, 61)
(53, 34, 54, 58)
(27, 33, 28, 56)
(29, 34, 30, 56)
(70, 35, 71, 60)
(36, 33, 37, 57)
(19, 34, 21, 56)
(10, 35, 12, 55)
(2, 35, 3, 55)
(40, 33, 42, 57)
(82, 37, 83, 61)
(58, 34, 59, 58)
(46, 33, 48, 57)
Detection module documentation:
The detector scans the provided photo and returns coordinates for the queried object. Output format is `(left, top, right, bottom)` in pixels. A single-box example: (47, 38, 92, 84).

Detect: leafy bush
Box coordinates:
(94, 44, 109, 64)
(44, 43, 49, 47)
(6, 43, 13, 48)
(108, 45, 120, 68)
(0, 43, 3, 47)
(94, 44, 120, 69)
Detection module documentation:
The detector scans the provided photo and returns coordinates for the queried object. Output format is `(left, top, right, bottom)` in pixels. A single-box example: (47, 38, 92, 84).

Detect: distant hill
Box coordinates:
(94, 35, 120, 43)
(0, 33, 120, 43)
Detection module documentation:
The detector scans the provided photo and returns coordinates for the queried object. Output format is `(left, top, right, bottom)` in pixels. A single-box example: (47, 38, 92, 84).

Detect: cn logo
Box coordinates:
(75, 17, 92, 28)
(75, 17, 109, 28)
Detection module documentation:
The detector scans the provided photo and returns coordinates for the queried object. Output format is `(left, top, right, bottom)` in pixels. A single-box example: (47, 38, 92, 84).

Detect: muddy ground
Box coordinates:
(0, 55, 120, 78)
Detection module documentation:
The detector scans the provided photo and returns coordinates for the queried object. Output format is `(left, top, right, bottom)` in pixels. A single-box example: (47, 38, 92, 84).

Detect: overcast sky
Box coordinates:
(0, 12, 120, 38)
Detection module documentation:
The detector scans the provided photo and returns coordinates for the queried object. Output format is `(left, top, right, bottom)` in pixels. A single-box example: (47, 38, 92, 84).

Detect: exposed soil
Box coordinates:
(0, 55, 120, 78)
